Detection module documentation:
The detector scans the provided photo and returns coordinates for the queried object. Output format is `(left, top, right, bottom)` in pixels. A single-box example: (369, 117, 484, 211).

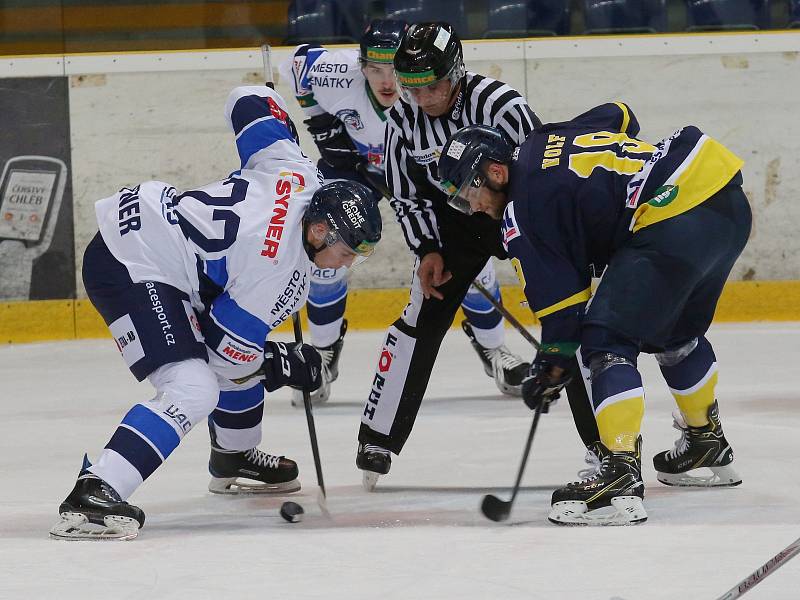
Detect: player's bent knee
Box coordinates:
(654, 338, 699, 367)
(588, 352, 636, 380)
(581, 325, 639, 371)
(147, 358, 219, 435)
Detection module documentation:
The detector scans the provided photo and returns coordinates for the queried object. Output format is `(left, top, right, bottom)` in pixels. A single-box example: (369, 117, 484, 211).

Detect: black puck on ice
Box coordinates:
(279, 501, 304, 523)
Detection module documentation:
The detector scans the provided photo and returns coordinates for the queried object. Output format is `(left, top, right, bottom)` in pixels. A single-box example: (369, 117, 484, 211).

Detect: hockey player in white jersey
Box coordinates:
(50, 86, 382, 541)
(279, 19, 406, 407)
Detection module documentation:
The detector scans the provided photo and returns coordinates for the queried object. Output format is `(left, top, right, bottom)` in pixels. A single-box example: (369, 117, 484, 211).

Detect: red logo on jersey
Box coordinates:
(267, 97, 290, 127)
(262, 171, 306, 259)
(367, 144, 384, 166)
(378, 349, 393, 372)
(221, 345, 258, 363)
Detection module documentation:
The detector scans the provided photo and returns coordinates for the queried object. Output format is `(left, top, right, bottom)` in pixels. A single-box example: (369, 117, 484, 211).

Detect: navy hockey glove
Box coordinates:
(522, 359, 572, 412)
(304, 113, 366, 171)
(261, 341, 322, 393)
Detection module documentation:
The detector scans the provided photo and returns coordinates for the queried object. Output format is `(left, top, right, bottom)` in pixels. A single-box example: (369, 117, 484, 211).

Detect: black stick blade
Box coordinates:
(481, 494, 511, 522)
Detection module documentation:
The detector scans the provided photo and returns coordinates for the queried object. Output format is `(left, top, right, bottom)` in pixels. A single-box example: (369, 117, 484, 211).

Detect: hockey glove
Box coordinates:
(304, 113, 366, 171)
(522, 359, 572, 412)
(261, 341, 322, 393)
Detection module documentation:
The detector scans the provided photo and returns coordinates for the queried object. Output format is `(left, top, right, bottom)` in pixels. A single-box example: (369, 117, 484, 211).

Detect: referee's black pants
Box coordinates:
(358, 206, 506, 453)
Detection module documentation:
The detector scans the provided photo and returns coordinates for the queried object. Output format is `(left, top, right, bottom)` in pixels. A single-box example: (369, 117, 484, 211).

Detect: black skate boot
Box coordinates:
(576, 440, 611, 480)
(356, 443, 391, 492)
(292, 319, 348, 407)
(461, 319, 529, 396)
(208, 428, 300, 494)
(653, 400, 741, 487)
(549, 439, 647, 526)
(50, 455, 145, 541)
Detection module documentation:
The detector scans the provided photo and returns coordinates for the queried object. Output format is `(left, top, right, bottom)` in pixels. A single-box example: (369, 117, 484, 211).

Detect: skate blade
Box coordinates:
(548, 496, 648, 526)
(49, 512, 139, 541)
(208, 477, 301, 495)
(657, 464, 742, 487)
(496, 381, 523, 397)
(491, 366, 523, 397)
(361, 471, 380, 492)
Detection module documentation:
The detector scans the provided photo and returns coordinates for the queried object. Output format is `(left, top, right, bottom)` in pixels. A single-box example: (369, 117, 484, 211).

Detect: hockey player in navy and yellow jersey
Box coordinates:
(438, 102, 752, 525)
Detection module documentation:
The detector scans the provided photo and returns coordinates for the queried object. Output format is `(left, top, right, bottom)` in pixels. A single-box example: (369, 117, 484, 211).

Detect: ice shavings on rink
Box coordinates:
(1, 323, 798, 599)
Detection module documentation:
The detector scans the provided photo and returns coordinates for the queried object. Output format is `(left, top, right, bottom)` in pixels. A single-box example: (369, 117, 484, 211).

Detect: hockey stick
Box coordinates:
(356, 162, 392, 200)
(261, 44, 274, 89)
(481, 399, 545, 521)
(713, 535, 800, 600)
(471, 279, 541, 351)
(292, 312, 330, 517)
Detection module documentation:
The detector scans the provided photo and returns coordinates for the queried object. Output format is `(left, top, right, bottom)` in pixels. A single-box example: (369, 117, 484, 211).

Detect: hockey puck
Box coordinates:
(279, 501, 304, 523)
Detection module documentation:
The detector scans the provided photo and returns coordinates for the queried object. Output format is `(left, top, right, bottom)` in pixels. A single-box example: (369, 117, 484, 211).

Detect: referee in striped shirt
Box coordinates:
(357, 22, 543, 487)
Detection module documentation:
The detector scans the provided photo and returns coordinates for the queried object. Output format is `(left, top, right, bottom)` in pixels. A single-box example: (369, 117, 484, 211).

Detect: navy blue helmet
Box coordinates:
(359, 19, 408, 65)
(303, 180, 382, 262)
(438, 125, 515, 214)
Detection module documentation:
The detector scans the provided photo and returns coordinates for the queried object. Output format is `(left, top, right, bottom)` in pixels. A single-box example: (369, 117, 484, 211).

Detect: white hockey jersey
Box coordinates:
(94, 86, 321, 381)
(280, 45, 389, 166)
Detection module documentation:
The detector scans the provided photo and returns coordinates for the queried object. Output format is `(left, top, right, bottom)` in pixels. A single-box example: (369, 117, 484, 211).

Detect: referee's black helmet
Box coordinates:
(393, 22, 464, 91)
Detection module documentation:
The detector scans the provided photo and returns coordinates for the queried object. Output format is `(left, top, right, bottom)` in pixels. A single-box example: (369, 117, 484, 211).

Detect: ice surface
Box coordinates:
(1, 323, 799, 599)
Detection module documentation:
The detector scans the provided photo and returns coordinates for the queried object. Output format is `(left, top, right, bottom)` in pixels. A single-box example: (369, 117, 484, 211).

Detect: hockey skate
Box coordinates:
(461, 320, 529, 396)
(208, 444, 300, 494)
(292, 319, 348, 407)
(50, 455, 144, 541)
(356, 443, 391, 492)
(653, 401, 741, 487)
(549, 439, 647, 526)
(576, 440, 610, 480)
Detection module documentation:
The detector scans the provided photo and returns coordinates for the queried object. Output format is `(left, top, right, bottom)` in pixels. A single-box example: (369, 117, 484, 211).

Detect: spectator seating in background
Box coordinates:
(685, 0, 770, 31)
(286, 0, 367, 45)
(790, 0, 800, 27)
(484, 0, 570, 38)
(385, 0, 469, 38)
(583, 0, 667, 34)
(336, 0, 371, 39)
(285, 0, 787, 48)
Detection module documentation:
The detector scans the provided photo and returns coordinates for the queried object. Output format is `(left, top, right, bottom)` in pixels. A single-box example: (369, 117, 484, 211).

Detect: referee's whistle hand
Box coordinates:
(418, 252, 452, 300)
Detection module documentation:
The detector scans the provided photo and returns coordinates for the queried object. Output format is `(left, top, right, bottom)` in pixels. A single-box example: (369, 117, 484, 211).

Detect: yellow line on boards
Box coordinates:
(1, 281, 799, 345)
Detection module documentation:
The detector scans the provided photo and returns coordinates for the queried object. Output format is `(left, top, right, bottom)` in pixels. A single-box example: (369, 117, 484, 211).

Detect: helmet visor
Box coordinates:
(322, 228, 377, 267)
(395, 63, 461, 106)
(443, 170, 485, 215)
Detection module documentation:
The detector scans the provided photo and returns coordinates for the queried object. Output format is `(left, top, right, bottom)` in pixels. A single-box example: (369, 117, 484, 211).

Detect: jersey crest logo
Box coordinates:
(367, 144, 384, 166)
(501, 201, 520, 251)
(336, 108, 364, 131)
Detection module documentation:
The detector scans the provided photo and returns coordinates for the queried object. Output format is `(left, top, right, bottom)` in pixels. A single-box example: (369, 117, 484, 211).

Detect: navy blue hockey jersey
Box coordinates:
(502, 102, 743, 363)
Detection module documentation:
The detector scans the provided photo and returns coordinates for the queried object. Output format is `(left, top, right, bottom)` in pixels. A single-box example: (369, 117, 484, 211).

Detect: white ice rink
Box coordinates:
(1, 323, 798, 600)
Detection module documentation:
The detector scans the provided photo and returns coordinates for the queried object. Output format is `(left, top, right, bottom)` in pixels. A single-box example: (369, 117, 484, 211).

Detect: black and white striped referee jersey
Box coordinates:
(384, 72, 541, 257)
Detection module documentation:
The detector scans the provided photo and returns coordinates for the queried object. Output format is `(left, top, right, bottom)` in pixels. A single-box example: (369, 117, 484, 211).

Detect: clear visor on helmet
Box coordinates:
(322, 228, 377, 267)
(442, 170, 485, 215)
(396, 62, 462, 105)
